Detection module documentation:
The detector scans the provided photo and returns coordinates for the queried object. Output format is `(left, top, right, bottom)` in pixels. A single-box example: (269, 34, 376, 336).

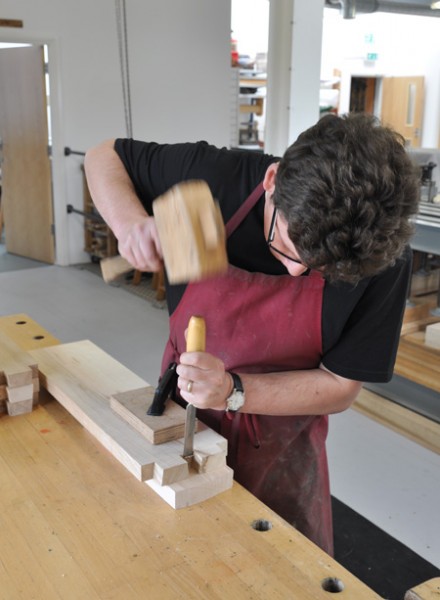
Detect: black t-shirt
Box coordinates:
(115, 138, 412, 383)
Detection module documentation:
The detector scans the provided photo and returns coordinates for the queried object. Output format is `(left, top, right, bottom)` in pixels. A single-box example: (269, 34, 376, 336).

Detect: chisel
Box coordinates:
(182, 315, 206, 461)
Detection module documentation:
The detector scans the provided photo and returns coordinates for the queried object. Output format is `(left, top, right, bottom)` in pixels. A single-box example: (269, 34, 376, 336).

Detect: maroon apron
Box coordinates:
(161, 183, 334, 555)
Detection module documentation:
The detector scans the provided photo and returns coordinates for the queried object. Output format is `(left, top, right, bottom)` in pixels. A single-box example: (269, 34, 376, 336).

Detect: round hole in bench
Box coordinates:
(251, 519, 272, 532)
(321, 577, 345, 593)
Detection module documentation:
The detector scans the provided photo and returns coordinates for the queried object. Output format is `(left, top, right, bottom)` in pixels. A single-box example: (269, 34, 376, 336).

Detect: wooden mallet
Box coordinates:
(100, 180, 228, 285)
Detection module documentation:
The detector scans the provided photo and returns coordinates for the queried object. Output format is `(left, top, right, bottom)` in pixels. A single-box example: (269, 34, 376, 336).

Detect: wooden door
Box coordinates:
(381, 76, 424, 148)
(0, 46, 55, 263)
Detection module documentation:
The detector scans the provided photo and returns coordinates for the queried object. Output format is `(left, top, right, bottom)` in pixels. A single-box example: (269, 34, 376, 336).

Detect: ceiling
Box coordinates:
(324, 0, 440, 18)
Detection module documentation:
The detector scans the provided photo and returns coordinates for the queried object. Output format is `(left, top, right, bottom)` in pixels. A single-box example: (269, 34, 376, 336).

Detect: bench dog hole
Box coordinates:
(321, 577, 345, 593)
(251, 519, 272, 532)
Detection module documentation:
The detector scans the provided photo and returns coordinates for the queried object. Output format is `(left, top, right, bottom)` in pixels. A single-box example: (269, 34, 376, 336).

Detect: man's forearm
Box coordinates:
(239, 366, 362, 416)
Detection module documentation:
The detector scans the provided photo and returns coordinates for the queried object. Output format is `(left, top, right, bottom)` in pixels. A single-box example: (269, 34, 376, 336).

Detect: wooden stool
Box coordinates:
(0, 194, 4, 239)
(152, 268, 166, 301)
(131, 270, 142, 286)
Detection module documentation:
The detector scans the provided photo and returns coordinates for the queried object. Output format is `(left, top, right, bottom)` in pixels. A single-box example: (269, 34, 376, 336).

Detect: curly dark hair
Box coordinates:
(273, 113, 420, 284)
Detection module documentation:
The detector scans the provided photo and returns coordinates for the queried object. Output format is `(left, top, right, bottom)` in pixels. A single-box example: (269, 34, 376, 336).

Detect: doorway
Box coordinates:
(0, 42, 55, 266)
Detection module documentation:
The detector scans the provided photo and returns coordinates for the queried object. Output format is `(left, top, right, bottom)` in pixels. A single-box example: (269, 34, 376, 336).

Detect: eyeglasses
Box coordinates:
(267, 207, 306, 266)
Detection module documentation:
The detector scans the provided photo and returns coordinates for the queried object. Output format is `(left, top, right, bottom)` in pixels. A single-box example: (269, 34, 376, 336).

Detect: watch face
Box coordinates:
(228, 390, 245, 411)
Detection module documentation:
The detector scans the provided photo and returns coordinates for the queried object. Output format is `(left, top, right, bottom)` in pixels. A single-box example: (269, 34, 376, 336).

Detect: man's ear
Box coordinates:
(263, 162, 279, 194)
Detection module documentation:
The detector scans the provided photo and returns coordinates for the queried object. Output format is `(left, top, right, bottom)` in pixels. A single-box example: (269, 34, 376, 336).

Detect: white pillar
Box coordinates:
(265, 0, 325, 156)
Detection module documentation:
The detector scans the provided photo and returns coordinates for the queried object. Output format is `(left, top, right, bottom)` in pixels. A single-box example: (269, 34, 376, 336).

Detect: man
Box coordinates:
(84, 113, 420, 554)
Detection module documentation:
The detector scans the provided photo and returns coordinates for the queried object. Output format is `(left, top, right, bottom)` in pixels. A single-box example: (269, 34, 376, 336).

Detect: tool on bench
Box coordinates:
(182, 315, 206, 461)
(100, 180, 228, 285)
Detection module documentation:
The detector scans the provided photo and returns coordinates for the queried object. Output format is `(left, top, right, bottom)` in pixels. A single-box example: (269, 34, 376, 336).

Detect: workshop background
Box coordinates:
(0, 1, 440, 599)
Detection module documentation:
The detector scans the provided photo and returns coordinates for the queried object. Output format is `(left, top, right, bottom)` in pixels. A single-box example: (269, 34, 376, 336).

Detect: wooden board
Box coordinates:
(110, 386, 190, 444)
(394, 331, 440, 394)
(353, 387, 440, 455)
(0, 331, 36, 387)
(30, 340, 233, 504)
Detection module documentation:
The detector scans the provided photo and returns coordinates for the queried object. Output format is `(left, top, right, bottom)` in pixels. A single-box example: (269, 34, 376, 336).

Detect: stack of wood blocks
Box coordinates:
(0, 331, 39, 416)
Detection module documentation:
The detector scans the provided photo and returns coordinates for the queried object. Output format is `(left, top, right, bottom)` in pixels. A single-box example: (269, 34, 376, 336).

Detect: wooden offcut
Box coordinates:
(110, 387, 191, 445)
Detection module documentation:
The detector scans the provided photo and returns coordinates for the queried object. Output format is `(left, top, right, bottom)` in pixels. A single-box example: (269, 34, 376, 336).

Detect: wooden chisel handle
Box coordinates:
(186, 316, 206, 352)
(182, 316, 205, 460)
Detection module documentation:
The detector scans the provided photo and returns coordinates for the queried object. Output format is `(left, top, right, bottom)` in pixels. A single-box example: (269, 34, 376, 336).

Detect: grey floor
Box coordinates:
(0, 248, 439, 570)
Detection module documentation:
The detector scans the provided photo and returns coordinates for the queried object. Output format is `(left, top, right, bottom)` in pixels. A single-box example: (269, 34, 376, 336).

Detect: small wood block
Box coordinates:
(0, 331, 37, 387)
(0, 384, 7, 401)
(147, 465, 233, 509)
(152, 180, 228, 284)
(425, 322, 440, 349)
(110, 387, 191, 444)
(4, 366, 33, 387)
(6, 398, 33, 416)
(6, 383, 34, 403)
(192, 424, 228, 473)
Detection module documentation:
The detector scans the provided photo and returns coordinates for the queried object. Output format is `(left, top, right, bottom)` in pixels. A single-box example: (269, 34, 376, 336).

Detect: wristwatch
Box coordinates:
(226, 372, 245, 412)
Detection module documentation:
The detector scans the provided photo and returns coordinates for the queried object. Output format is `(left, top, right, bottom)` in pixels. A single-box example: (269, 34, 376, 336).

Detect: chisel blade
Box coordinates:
(182, 403, 197, 460)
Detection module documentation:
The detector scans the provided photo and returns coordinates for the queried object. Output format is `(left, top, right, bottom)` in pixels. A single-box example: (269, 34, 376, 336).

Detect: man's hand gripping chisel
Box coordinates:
(182, 316, 206, 462)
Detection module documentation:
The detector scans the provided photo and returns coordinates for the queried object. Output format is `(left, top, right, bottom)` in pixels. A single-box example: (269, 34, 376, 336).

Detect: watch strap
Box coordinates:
(229, 371, 243, 393)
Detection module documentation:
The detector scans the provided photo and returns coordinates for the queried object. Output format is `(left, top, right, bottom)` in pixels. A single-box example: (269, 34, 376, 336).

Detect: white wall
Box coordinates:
(321, 9, 440, 148)
(0, 0, 231, 265)
(231, 0, 269, 58)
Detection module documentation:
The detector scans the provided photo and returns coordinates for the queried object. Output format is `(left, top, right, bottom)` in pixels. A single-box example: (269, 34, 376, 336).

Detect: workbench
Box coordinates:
(0, 314, 438, 600)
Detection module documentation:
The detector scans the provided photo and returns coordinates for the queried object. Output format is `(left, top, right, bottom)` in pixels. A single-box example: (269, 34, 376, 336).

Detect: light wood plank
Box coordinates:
(30, 341, 231, 500)
(353, 388, 440, 455)
(110, 386, 189, 444)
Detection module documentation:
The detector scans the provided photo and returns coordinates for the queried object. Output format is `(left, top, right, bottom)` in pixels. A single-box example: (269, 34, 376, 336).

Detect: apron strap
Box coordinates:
(225, 181, 265, 238)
